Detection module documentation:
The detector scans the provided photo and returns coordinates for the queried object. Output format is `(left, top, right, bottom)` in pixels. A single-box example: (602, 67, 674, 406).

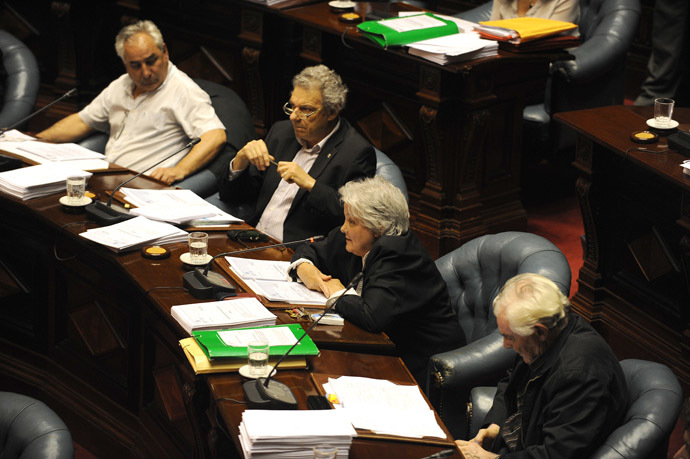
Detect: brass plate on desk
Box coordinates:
(339, 12, 362, 23)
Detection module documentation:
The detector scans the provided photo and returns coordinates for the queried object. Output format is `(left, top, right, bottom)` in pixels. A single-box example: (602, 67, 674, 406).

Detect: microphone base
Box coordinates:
(242, 378, 298, 409)
(183, 268, 236, 299)
(85, 200, 135, 226)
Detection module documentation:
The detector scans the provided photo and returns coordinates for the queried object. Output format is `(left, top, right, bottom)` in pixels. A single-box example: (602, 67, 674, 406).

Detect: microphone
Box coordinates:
(85, 137, 201, 225)
(1, 88, 78, 134)
(183, 235, 325, 299)
(243, 271, 364, 409)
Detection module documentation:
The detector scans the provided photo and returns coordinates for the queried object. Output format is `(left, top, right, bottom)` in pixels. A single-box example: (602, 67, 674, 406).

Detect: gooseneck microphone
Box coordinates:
(183, 235, 325, 299)
(243, 271, 363, 409)
(1, 88, 78, 134)
(85, 137, 201, 225)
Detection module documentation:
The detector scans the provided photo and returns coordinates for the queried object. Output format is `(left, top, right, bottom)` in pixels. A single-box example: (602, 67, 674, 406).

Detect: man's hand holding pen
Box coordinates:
(234, 139, 316, 191)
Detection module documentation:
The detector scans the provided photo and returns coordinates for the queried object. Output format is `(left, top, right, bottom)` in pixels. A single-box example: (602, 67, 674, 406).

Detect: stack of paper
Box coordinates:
(0, 131, 109, 170)
(79, 216, 188, 252)
(0, 163, 93, 200)
(239, 410, 356, 458)
(121, 188, 242, 225)
(171, 297, 277, 335)
(324, 376, 446, 439)
(408, 32, 498, 64)
(226, 257, 327, 305)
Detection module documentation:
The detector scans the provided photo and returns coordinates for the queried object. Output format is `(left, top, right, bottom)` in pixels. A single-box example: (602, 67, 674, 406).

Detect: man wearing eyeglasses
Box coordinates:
(37, 20, 226, 187)
(217, 65, 376, 242)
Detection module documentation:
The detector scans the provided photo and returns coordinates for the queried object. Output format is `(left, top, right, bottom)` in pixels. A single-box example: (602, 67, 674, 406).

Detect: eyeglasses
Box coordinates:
(283, 102, 321, 120)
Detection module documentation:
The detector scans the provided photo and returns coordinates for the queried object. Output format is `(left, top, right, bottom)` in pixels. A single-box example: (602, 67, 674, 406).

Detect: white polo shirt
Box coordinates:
(79, 61, 224, 174)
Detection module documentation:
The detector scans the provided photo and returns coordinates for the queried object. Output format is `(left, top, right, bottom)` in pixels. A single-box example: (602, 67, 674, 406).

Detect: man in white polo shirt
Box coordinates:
(37, 20, 226, 186)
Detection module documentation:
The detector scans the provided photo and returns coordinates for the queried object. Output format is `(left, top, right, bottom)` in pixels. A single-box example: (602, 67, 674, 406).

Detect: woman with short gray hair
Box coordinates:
(290, 176, 463, 385)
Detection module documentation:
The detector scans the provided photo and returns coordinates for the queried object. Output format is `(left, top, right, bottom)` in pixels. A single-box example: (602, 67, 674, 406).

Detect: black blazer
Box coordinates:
(292, 227, 464, 384)
(218, 119, 376, 241)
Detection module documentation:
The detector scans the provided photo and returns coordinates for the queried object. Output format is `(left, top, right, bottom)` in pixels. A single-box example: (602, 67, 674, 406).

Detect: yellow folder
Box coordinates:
(478, 17, 577, 43)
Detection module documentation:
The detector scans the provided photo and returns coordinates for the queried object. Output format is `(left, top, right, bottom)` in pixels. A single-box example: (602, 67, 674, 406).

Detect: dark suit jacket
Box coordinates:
(292, 227, 464, 385)
(218, 119, 376, 241)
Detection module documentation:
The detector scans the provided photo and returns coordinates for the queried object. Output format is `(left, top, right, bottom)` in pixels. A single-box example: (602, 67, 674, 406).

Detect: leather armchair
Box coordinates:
(0, 392, 73, 459)
(374, 148, 408, 202)
(0, 30, 39, 129)
(467, 359, 683, 458)
(427, 231, 571, 439)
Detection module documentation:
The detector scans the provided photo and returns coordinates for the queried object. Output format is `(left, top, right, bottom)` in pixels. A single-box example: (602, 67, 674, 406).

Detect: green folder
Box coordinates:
(357, 13, 459, 48)
(193, 323, 319, 360)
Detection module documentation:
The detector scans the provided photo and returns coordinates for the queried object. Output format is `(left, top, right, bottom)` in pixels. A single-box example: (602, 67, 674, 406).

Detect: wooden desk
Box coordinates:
(0, 166, 442, 458)
(555, 106, 690, 390)
(208, 350, 460, 458)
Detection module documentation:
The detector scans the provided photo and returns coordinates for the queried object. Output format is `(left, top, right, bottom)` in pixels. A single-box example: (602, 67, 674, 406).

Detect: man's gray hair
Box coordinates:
(339, 176, 409, 236)
(292, 65, 347, 115)
(114, 20, 165, 60)
(493, 273, 569, 337)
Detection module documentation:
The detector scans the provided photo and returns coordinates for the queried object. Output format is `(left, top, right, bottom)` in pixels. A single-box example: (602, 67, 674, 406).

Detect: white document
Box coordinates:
(79, 216, 188, 252)
(217, 326, 297, 347)
(245, 279, 328, 306)
(239, 409, 355, 458)
(0, 162, 92, 200)
(14, 141, 105, 162)
(171, 297, 276, 335)
(122, 188, 242, 225)
(0, 129, 35, 142)
(379, 14, 447, 33)
(226, 257, 291, 282)
(324, 376, 446, 439)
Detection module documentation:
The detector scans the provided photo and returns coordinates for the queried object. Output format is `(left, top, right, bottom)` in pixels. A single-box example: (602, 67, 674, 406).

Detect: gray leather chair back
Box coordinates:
(0, 30, 39, 129)
(374, 148, 408, 202)
(468, 359, 683, 458)
(428, 231, 571, 439)
(0, 392, 73, 459)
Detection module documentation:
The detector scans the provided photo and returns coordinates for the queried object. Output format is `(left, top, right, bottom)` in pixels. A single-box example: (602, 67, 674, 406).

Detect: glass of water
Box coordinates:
(654, 98, 675, 127)
(188, 232, 208, 264)
(248, 341, 269, 377)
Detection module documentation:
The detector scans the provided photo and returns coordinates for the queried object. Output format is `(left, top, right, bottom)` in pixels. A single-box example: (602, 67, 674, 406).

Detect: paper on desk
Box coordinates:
(122, 188, 242, 225)
(245, 279, 328, 306)
(408, 31, 495, 56)
(171, 297, 276, 335)
(217, 326, 297, 347)
(15, 141, 105, 161)
(0, 129, 35, 142)
(226, 256, 291, 282)
(79, 215, 188, 252)
(324, 376, 446, 439)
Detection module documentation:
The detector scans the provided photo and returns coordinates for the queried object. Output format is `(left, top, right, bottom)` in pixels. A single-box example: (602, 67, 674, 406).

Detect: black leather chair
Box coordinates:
(457, 0, 641, 177)
(467, 359, 683, 458)
(0, 30, 39, 129)
(78, 79, 256, 198)
(426, 231, 571, 439)
(0, 392, 74, 459)
(374, 148, 408, 202)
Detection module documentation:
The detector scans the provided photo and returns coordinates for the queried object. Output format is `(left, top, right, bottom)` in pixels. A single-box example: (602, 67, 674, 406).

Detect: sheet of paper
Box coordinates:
(79, 216, 187, 251)
(379, 14, 447, 33)
(122, 188, 241, 224)
(14, 141, 105, 161)
(0, 129, 35, 142)
(226, 257, 291, 282)
(246, 279, 328, 305)
(323, 376, 446, 439)
(217, 326, 297, 347)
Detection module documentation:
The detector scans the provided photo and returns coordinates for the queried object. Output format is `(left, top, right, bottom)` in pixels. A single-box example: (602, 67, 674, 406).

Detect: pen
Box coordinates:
(421, 448, 455, 458)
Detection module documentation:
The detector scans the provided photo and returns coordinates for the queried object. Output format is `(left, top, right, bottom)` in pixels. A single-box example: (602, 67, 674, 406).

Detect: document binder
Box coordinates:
(193, 323, 320, 359)
(476, 17, 577, 44)
(357, 13, 459, 48)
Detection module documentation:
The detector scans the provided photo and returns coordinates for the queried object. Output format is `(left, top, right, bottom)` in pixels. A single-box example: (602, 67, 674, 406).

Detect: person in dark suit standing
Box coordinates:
(217, 65, 376, 242)
(289, 176, 463, 386)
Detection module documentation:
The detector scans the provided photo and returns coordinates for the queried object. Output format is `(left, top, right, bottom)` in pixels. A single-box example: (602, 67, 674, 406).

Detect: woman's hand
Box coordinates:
(297, 263, 334, 296)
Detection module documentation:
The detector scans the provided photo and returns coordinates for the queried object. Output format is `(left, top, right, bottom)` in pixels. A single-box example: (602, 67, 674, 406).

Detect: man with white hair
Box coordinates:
(37, 20, 226, 186)
(456, 273, 628, 459)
